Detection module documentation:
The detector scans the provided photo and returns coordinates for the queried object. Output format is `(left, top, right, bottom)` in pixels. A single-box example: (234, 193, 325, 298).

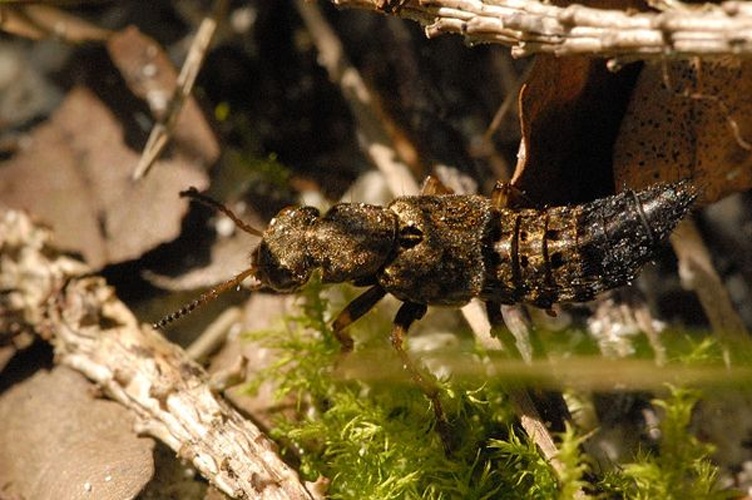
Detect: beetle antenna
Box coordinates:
(153, 266, 259, 330)
(181, 187, 264, 237)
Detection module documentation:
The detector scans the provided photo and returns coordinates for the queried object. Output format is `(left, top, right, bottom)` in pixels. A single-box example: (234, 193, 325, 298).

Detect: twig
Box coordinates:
(296, 0, 421, 196)
(186, 306, 243, 362)
(133, 6, 220, 179)
(331, 0, 752, 58)
(0, 210, 313, 500)
(671, 218, 752, 365)
(0, 4, 111, 42)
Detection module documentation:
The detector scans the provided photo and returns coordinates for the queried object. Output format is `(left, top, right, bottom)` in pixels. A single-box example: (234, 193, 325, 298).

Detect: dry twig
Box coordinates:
(133, 11, 219, 179)
(0, 210, 313, 500)
(296, 0, 421, 196)
(671, 219, 752, 365)
(332, 0, 752, 58)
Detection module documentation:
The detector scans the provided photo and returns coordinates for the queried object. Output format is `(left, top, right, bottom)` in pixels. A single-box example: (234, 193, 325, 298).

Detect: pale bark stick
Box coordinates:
(331, 0, 752, 59)
(671, 219, 752, 365)
(0, 210, 314, 500)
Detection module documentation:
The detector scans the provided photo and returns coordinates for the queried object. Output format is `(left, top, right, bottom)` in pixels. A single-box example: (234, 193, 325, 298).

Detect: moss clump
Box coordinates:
(245, 282, 726, 499)
(599, 386, 729, 499)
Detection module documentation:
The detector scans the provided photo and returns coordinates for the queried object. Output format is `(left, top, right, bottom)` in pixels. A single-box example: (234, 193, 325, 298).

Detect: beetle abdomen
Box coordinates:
(482, 181, 697, 308)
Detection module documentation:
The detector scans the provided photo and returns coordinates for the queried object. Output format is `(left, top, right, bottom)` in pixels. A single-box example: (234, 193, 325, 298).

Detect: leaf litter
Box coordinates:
(2, 0, 752, 498)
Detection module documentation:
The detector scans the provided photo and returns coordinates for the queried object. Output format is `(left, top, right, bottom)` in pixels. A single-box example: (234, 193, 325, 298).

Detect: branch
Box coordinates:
(331, 0, 752, 58)
(297, 0, 422, 195)
(0, 210, 314, 500)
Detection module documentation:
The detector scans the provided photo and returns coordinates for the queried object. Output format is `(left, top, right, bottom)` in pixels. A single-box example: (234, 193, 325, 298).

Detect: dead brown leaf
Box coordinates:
(0, 366, 154, 500)
(614, 58, 752, 205)
(0, 87, 209, 269)
(0, 5, 111, 42)
(513, 55, 641, 205)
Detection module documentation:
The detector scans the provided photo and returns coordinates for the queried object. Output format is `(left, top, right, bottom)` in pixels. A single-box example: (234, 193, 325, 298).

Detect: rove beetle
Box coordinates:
(156, 177, 696, 448)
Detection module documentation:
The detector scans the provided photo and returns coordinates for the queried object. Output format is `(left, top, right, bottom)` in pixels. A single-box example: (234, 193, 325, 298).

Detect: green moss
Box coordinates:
(599, 386, 730, 499)
(244, 283, 729, 499)
(487, 429, 562, 499)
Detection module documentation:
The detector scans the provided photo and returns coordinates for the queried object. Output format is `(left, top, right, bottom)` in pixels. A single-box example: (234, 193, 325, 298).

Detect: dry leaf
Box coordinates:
(0, 366, 154, 500)
(614, 58, 752, 205)
(0, 87, 209, 268)
(0, 5, 111, 42)
(513, 55, 641, 205)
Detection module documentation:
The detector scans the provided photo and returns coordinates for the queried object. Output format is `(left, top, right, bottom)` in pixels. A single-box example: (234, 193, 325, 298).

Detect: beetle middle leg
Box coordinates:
(333, 289, 452, 450)
(485, 300, 527, 360)
(391, 301, 453, 452)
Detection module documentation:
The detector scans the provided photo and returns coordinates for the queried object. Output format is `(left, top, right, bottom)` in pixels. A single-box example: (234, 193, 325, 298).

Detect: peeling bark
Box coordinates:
(0, 210, 314, 500)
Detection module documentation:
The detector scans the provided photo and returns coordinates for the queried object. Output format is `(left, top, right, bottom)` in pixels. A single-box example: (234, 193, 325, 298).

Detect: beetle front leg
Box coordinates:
(331, 285, 387, 353)
(390, 302, 453, 453)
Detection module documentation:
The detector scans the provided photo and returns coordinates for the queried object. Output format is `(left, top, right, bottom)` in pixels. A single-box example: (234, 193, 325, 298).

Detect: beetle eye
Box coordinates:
(399, 225, 423, 249)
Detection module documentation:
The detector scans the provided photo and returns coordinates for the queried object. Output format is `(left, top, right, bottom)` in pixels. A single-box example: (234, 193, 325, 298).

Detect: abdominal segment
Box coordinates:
(481, 181, 696, 308)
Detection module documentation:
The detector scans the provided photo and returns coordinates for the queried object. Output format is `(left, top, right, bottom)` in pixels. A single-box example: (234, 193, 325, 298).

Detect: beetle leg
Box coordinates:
(391, 302, 453, 453)
(490, 181, 531, 209)
(420, 175, 453, 195)
(484, 302, 571, 439)
(331, 285, 387, 353)
(484, 301, 526, 360)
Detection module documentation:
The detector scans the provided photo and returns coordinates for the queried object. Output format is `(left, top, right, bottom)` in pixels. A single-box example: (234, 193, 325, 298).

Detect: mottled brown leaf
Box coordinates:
(0, 87, 209, 268)
(614, 58, 752, 205)
(0, 366, 154, 500)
